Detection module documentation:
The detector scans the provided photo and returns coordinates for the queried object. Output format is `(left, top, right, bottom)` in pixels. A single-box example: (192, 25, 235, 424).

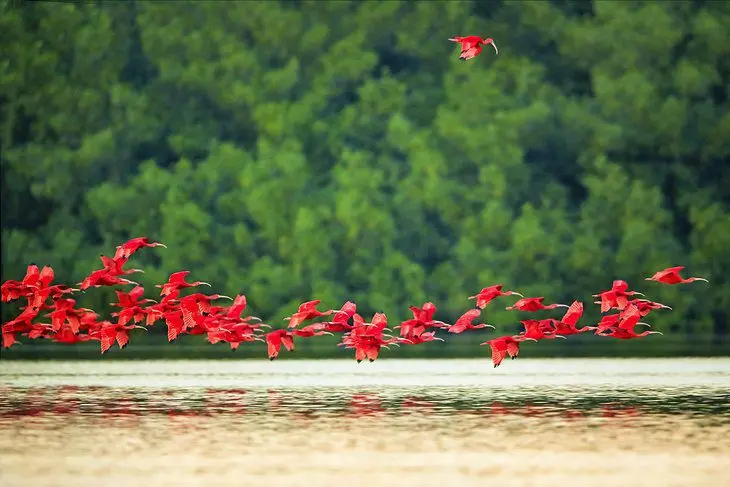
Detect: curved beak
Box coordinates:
(555, 335, 567, 339)
(200, 282, 212, 287)
(637, 322, 652, 327)
(158, 243, 168, 248)
(556, 304, 570, 308)
(217, 295, 233, 300)
(644, 277, 653, 281)
(512, 292, 524, 298)
(632, 291, 645, 296)
(490, 40, 498, 55)
(433, 337, 445, 342)
(247, 316, 263, 322)
(257, 324, 272, 329)
(649, 331, 664, 335)
(322, 332, 334, 336)
(524, 338, 538, 342)
(695, 278, 709, 283)
(132, 325, 147, 330)
(485, 324, 496, 329)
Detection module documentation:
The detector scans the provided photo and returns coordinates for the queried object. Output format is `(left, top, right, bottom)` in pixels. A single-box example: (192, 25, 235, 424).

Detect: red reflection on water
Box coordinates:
(349, 394, 384, 417)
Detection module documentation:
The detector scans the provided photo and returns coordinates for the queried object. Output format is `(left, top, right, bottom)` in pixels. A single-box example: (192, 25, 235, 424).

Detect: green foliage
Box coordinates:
(2, 0, 728, 357)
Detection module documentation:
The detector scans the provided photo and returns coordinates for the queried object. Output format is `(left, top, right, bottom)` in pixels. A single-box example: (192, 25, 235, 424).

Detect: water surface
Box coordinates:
(1, 358, 729, 486)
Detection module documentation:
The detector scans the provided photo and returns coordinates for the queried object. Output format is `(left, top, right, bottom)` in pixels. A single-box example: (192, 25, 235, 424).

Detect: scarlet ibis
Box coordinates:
(468, 284, 523, 309)
(79, 268, 138, 290)
(394, 302, 448, 339)
(519, 319, 566, 340)
(592, 280, 645, 312)
(207, 323, 265, 351)
(339, 312, 407, 362)
(265, 329, 295, 360)
(284, 300, 335, 328)
(321, 301, 357, 333)
(550, 301, 594, 335)
(446, 308, 495, 334)
(448, 35, 498, 60)
(592, 313, 621, 334)
(99, 255, 145, 277)
(481, 335, 536, 368)
(292, 323, 334, 338)
(506, 297, 569, 312)
(91, 321, 147, 354)
(113, 237, 167, 260)
(615, 304, 652, 333)
(1, 264, 41, 302)
(51, 327, 97, 345)
(403, 331, 443, 345)
(646, 266, 709, 285)
(156, 271, 211, 297)
(47, 298, 94, 333)
(628, 298, 672, 317)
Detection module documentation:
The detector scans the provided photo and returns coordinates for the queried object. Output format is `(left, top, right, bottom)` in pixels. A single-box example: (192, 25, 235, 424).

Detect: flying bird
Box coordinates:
(446, 308, 495, 334)
(506, 297, 569, 312)
(449, 35, 498, 60)
(645, 266, 709, 285)
(468, 284, 523, 309)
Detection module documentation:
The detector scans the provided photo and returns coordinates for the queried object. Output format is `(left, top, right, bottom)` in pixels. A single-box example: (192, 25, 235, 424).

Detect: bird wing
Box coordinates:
(561, 301, 584, 327)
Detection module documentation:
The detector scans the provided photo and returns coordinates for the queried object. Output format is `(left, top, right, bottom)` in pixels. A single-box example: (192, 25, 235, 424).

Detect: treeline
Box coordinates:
(2, 0, 729, 357)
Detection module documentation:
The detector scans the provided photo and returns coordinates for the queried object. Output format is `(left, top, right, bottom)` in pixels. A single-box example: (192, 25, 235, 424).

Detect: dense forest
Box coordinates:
(2, 0, 729, 358)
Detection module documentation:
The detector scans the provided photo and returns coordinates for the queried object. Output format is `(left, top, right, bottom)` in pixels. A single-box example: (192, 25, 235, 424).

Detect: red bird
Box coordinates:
(506, 297, 569, 312)
(99, 255, 145, 278)
(156, 271, 211, 297)
(468, 284, 523, 309)
(266, 329, 295, 360)
(592, 280, 645, 312)
(628, 298, 672, 317)
(645, 266, 709, 285)
(285, 300, 334, 328)
(321, 301, 357, 333)
(446, 308, 495, 334)
(595, 305, 662, 340)
(2, 264, 42, 302)
(91, 321, 147, 354)
(481, 335, 536, 368)
(449, 35, 498, 60)
(292, 323, 334, 338)
(519, 319, 565, 341)
(403, 331, 444, 345)
(550, 301, 594, 336)
(113, 237, 167, 260)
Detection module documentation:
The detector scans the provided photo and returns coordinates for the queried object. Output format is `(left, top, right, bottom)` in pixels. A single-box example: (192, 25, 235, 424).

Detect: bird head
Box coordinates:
(483, 37, 498, 55)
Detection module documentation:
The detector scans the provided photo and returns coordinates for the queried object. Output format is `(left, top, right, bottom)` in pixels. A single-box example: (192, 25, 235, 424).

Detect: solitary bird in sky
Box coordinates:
(449, 35, 498, 60)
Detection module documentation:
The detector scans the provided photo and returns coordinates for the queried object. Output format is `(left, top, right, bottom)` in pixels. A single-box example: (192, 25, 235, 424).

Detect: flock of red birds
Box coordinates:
(1, 237, 710, 367)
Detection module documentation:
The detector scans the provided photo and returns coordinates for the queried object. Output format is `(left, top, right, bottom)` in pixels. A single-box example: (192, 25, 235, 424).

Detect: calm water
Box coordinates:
(1, 358, 729, 487)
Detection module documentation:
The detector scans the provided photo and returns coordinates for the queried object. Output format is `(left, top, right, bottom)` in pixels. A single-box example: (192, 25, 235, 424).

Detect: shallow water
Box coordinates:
(1, 358, 729, 487)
